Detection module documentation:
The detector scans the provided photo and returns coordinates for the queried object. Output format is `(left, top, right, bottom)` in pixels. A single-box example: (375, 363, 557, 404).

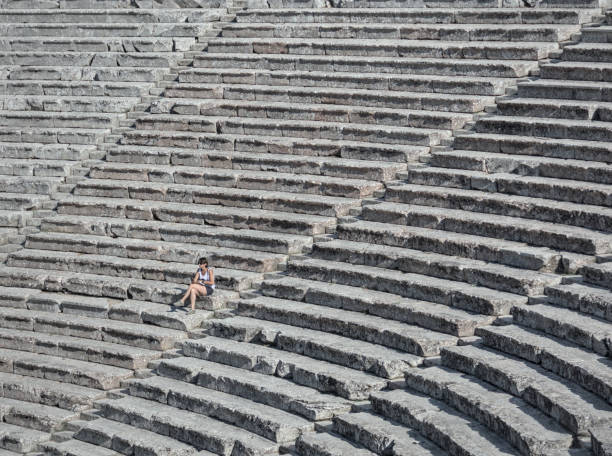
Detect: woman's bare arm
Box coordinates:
(192, 270, 199, 284)
(205, 269, 214, 285)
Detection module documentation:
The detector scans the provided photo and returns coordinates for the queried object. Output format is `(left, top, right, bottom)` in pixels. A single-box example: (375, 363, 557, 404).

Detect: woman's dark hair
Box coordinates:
(198, 257, 208, 266)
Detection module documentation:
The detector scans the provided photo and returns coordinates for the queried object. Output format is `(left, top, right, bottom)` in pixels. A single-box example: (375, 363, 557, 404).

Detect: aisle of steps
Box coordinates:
(0, 0, 231, 262)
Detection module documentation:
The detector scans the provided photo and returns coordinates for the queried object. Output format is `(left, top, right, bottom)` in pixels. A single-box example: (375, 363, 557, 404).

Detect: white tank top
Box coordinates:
(198, 268, 215, 289)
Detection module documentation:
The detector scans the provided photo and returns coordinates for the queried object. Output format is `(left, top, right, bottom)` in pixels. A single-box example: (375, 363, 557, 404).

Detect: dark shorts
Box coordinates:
(204, 285, 214, 296)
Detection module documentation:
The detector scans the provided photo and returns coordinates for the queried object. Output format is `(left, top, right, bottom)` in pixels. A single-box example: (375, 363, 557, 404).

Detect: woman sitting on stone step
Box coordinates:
(176, 257, 215, 314)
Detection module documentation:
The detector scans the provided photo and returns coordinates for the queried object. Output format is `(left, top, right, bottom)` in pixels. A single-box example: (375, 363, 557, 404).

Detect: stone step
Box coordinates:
(0, 110, 115, 129)
(0, 211, 28, 228)
(221, 23, 578, 42)
(583, 262, 612, 290)
(133, 114, 448, 147)
(7, 248, 262, 292)
(476, 325, 612, 405)
(0, 265, 237, 309)
(155, 356, 352, 420)
(286, 257, 526, 315)
(42, 439, 123, 456)
(0, 397, 78, 433)
(0, 305, 186, 351)
(119, 129, 429, 163)
(205, 38, 558, 61)
(512, 304, 612, 357)
(6, 65, 168, 83)
(126, 375, 314, 443)
(404, 366, 573, 456)
(516, 79, 612, 102)
(294, 431, 375, 456)
(180, 333, 388, 400)
(311, 238, 561, 296)
(0, 371, 104, 411)
(0, 143, 95, 161)
(362, 201, 612, 255)
(107, 299, 212, 331)
(178, 68, 514, 96)
(233, 8, 599, 25)
(42, 215, 312, 255)
(452, 132, 612, 165)
(261, 275, 495, 337)
(476, 115, 612, 144)
(370, 388, 522, 456)
(56, 195, 336, 236)
(539, 61, 612, 82)
(189, 315, 422, 378)
(308, 219, 565, 272)
(332, 412, 444, 456)
(73, 178, 360, 217)
(0, 95, 139, 114)
(89, 162, 384, 199)
(0, 51, 181, 68)
(0, 422, 49, 453)
(545, 282, 612, 322)
(0, 22, 214, 38)
(0, 193, 48, 211)
(441, 344, 612, 436)
(0, 8, 223, 23)
(94, 395, 279, 455)
(430, 150, 612, 185)
(0, 325, 162, 369)
(193, 53, 539, 79)
(26, 231, 288, 273)
(496, 97, 612, 121)
(105, 145, 407, 182)
(0, 125, 108, 146)
(0, 36, 196, 53)
(0, 176, 64, 195)
(0, 159, 80, 177)
(562, 42, 612, 62)
(404, 168, 612, 211)
(0, 80, 148, 98)
(590, 426, 612, 456)
(231, 295, 459, 356)
(0, 347, 132, 390)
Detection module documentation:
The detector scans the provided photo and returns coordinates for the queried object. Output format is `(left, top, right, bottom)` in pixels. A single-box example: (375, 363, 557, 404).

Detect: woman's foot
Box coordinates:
(173, 300, 185, 307)
(187, 308, 195, 315)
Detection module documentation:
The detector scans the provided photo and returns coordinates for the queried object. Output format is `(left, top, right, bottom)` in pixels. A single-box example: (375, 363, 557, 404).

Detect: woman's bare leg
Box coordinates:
(189, 284, 208, 312)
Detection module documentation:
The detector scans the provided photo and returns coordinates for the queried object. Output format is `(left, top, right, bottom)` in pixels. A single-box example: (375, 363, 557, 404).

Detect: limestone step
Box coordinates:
(370, 388, 521, 456)
(0, 371, 105, 411)
(42, 439, 122, 456)
(0, 126, 108, 146)
(193, 53, 539, 79)
(0, 80, 148, 98)
(545, 282, 612, 322)
(178, 68, 514, 96)
(562, 42, 612, 62)
(94, 395, 279, 455)
(7, 248, 262, 292)
(56, 195, 336, 236)
(105, 145, 407, 182)
(294, 431, 375, 456)
(0, 325, 162, 369)
(261, 275, 495, 337)
(0, 159, 80, 177)
(0, 51, 181, 68)
(516, 79, 612, 102)
(188, 316, 422, 378)
(404, 366, 573, 456)
(6, 65, 168, 83)
(0, 110, 115, 129)
(205, 38, 558, 61)
(582, 262, 612, 290)
(119, 129, 429, 163)
(0, 304, 186, 350)
(0, 265, 238, 308)
(452, 132, 612, 165)
(441, 344, 612, 436)
(476, 325, 612, 405)
(155, 356, 352, 420)
(25, 231, 288, 273)
(496, 97, 612, 121)
(319, 220, 567, 272)
(0, 347, 132, 389)
(475, 115, 612, 143)
(590, 426, 612, 456)
(0, 176, 64, 195)
(0, 8, 223, 23)
(89, 162, 384, 199)
(106, 299, 212, 331)
(126, 375, 314, 443)
(362, 201, 612, 255)
(404, 168, 612, 211)
(311, 238, 561, 296)
(286, 257, 526, 315)
(220, 23, 578, 42)
(0, 397, 78, 433)
(133, 114, 448, 147)
(0, 22, 214, 38)
(0, 193, 48, 211)
(511, 304, 612, 357)
(430, 150, 612, 185)
(233, 8, 599, 26)
(332, 412, 444, 456)
(0, 211, 28, 228)
(0, 95, 139, 113)
(539, 61, 612, 82)
(0, 36, 196, 53)
(41, 215, 312, 255)
(0, 422, 49, 453)
(0, 143, 95, 161)
(230, 295, 459, 356)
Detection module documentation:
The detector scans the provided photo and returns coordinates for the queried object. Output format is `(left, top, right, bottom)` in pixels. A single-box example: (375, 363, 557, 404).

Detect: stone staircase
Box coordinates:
(1, 0, 612, 454)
